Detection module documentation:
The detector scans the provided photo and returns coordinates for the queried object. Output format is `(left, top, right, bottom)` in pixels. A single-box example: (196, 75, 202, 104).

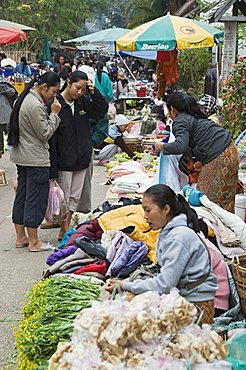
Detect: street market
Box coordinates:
(0, 0, 246, 369)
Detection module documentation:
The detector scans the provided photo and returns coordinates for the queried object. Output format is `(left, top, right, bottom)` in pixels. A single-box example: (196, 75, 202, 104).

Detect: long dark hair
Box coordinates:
(166, 91, 207, 119)
(96, 61, 104, 84)
(20, 56, 28, 74)
(60, 70, 88, 92)
(144, 184, 200, 232)
(8, 71, 60, 147)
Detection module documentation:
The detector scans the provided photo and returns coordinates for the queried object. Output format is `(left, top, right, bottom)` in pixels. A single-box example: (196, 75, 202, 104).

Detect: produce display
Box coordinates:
(48, 290, 227, 370)
(106, 152, 158, 171)
(15, 276, 101, 370)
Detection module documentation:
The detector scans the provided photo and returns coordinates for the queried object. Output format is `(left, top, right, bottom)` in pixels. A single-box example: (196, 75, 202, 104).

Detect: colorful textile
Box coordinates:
(46, 245, 78, 266)
(235, 129, 246, 174)
(194, 300, 214, 325)
(74, 260, 107, 275)
(197, 142, 238, 212)
(65, 218, 103, 248)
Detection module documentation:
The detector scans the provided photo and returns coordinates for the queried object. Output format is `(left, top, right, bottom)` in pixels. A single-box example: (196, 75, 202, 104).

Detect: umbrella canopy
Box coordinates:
(116, 13, 224, 52)
(77, 43, 103, 51)
(0, 19, 35, 31)
(65, 27, 129, 44)
(0, 27, 27, 45)
(42, 36, 52, 62)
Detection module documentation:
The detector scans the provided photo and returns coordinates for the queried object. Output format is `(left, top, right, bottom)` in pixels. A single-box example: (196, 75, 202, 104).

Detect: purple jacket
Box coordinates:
(46, 245, 78, 266)
(106, 239, 148, 278)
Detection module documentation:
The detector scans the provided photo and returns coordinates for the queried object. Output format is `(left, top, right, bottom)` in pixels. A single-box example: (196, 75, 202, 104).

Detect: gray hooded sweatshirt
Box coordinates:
(122, 214, 217, 302)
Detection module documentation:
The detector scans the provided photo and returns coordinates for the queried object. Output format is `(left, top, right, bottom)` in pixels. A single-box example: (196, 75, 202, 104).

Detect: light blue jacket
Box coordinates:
(123, 213, 217, 302)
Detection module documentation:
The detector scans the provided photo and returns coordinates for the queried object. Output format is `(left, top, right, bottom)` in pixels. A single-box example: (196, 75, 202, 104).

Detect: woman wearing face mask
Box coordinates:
(105, 184, 217, 325)
(154, 91, 238, 213)
(48, 70, 108, 240)
(8, 71, 61, 251)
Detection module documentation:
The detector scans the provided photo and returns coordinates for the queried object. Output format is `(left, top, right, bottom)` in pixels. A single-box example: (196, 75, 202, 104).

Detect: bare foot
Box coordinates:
(16, 237, 29, 248)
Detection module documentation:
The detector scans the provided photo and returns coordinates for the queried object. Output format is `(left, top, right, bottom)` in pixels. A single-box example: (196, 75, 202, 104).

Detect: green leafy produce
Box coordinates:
(15, 276, 101, 370)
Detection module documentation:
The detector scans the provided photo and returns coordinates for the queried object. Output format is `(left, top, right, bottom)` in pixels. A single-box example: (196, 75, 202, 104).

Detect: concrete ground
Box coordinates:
(0, 152, 108, 369)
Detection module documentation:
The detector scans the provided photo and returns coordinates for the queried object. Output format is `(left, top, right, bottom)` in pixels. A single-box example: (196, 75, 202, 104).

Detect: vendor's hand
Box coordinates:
(51, 97, 61, 115)
(154, 141, 164, 154)
(87, 80, 94, 94)
(104, 278, 123, 293)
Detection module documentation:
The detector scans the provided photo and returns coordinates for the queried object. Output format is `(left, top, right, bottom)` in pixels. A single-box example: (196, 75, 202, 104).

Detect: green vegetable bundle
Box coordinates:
(15, 276, 101, 370)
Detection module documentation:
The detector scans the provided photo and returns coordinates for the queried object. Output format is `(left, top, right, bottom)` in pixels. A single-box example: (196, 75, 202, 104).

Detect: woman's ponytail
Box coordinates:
(184, 95, 207, 119)
(8, 71, 60, 147)
(176, 193, 200, 232)
(8, 78, 36, 147)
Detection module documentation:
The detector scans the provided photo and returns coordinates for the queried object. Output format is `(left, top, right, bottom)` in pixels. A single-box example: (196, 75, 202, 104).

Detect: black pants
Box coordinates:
(12, 166, 50, 228)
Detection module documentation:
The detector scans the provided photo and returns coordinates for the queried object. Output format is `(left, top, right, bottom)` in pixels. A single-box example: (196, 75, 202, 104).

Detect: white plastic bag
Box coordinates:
(108, 102, 117, 121)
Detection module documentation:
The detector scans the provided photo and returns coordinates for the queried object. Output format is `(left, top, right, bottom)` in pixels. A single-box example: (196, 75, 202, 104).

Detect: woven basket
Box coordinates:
(231, 254, 246, 316)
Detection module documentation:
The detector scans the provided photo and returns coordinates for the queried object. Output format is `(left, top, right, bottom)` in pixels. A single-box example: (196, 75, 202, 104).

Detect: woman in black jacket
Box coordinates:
(49, 70, 108, 239)
(154, 91, 238, 212)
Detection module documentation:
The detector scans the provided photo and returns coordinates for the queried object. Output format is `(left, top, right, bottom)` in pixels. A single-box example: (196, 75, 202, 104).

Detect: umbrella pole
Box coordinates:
(216, 45, 220, 98)
(118, 52, 137, 82)
(114, 41, 119, 99)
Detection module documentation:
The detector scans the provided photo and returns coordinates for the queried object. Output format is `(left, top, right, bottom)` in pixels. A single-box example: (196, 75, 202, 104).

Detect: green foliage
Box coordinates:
(15, 276, 101, 370)
(221, 57, 246, 139)
(175, 48, 211, 98)
(4, 0, 93, 54)
(127, 0, 186, 28)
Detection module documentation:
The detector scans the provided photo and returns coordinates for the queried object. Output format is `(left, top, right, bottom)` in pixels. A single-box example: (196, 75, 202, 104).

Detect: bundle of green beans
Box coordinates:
(15, 276, 101, 370)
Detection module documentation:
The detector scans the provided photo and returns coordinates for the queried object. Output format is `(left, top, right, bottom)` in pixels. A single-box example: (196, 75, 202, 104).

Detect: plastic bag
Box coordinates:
(108, 102, 116, 121)
(226, 329, 246, 370)
(45, 180, 69, 223)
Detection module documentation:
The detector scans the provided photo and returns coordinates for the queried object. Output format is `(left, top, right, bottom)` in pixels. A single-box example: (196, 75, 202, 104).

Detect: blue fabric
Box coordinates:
(58, 228, 76, 250)
(109, 241, 148, 279)
(183, 185, 204, 206)
(108, 124, 122, 139)
(13, 63, 32, 77)
(46, 245, 78, 266)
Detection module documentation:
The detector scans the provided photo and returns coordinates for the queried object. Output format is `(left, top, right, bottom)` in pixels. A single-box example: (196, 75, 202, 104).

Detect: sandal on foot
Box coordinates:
(15, 242, 29, 248)
(28, 243, 54, 252)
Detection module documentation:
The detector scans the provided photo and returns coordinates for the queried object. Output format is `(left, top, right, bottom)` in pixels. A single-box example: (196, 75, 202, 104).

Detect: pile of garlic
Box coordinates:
(49, 290, 227, 370)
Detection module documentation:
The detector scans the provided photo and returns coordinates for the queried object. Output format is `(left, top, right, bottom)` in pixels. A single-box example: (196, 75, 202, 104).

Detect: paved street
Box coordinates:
(0, 152, 108, 368)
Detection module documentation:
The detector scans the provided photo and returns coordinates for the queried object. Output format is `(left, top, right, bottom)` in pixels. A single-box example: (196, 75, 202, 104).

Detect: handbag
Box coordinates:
(178, 148, 195, 176)
(178, 118, 198, 176)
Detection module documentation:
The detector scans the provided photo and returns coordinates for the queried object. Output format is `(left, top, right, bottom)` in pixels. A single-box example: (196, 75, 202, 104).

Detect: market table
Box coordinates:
(118, 94, 152, 112)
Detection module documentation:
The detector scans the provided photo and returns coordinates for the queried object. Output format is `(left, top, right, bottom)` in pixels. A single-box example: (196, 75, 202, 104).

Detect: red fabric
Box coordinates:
(0, 27, 27, 45)
(156, 50, 178, 85)
(65, 218, 103, 248)
(74, 260, 107, 275)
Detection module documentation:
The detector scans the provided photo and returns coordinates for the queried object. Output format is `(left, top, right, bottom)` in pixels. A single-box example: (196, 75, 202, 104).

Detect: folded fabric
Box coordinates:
(43, 248, 88, 278)
(61, 266, 88, 274)
(46, 245, 78, 266)
(74, 260, 107, 275)
(77, 271, 106, 280)
(59, 258, 97, 271)
(191, 205, 240, 248)
(107, 241, 148, 278)
(65, 218, 103, 248)
(106, 231, 134, 263)
(58, 228, 76, 250)
(74, 236, 106, 259)
(200, 194, 246, 249)
(183, 185, 204, 206)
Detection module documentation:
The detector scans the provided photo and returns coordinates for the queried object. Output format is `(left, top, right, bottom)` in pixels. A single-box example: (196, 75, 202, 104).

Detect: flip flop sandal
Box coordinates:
(40, 223, 61, 229)
(28, 243, 54, 252)
(15, 242, 29, 248)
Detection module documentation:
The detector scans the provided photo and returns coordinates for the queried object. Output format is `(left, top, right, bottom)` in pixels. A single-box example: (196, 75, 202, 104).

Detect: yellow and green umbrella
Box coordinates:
(116, 14, 223, 52)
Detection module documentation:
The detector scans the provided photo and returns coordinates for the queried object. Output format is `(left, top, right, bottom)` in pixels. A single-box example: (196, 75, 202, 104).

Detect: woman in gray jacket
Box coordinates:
(105, 184, 217, 325)
(8, 72, 61, 252)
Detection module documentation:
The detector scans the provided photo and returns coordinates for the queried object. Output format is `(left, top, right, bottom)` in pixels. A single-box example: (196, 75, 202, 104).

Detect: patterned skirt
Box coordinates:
(197, 142, 239, 212)
(194, 300, 215, 326)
